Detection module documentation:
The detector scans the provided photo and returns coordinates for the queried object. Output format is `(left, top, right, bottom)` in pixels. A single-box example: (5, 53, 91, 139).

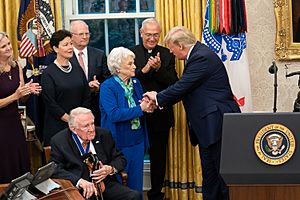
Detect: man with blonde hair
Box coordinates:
(145, 26, 241, 200)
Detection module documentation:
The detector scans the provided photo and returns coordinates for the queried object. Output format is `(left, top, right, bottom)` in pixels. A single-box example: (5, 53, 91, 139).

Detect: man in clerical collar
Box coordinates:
(130, 18, 178, 200)
(49, 107, 139, 200)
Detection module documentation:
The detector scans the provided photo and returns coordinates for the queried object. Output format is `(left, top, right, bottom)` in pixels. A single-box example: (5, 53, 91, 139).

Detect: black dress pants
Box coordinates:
(147, 129, 169, 200)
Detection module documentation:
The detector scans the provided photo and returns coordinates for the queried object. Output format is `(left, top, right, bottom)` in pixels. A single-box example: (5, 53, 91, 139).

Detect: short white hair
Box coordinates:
(69, 20, 89, 33)
(140, 18, 161, 31)
(68, 107, 94, 128)
(107, 47, 135, 75)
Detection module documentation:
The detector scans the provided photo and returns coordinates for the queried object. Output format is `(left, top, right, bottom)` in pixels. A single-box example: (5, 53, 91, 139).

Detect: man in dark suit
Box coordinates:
(130, 18, 178, 200)
(144, 26, 241, 200)
(70, 20, 111, 126)
(50, 107, 139, 200)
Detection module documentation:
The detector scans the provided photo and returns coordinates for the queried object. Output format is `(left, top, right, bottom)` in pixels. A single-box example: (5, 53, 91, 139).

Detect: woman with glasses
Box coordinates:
(41, 30, 90, 146)
(0, 32, 41, 183)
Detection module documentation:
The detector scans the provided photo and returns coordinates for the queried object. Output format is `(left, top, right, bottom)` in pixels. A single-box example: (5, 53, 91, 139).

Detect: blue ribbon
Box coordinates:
(72, 132, 90, 155)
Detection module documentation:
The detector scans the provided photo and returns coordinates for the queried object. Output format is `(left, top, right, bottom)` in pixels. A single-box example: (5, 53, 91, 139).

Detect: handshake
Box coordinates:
(139, 91, 158, 113)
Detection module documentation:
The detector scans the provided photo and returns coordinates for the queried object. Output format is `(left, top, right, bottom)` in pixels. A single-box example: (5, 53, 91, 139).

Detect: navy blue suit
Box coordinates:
(70, 47, 111, 126)
(157, 41, 240, 200)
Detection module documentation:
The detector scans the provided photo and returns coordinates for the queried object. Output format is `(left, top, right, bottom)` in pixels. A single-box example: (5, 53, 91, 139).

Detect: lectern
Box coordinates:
(220, 112, 300, 200)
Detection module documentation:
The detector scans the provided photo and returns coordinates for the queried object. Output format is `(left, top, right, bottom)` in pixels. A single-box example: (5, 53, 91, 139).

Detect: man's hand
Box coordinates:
(143, 91, 157, 101)
(139, 96, 157, 113)
(78, 178, 98, 198)
(142, 52, 161, 73)
(149, 52, 161, 71)
(88, 75, 100, 92)
(91, 162, 112, 183)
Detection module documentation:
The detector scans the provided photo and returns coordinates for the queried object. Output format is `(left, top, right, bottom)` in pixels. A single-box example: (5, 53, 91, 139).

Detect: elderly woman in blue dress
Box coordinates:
(100, 47, 151, 198)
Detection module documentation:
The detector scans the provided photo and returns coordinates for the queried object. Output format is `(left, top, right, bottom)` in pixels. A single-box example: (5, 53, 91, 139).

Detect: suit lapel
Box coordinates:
(87, 47, 94, 81)
(92, 133, 107, 163)
(67, 130, 82, 159)
(134, 45, 148, 68)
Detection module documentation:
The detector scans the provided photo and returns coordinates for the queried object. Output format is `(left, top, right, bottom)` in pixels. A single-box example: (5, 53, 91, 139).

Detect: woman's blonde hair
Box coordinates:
(164, 26, 196, 48)
(0, 32, 16, 73)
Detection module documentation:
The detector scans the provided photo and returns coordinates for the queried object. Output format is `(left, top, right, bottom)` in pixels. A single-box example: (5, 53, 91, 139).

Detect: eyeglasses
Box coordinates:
(144, 33, 160, 39)
(78, 122, 95, 131)
(72, 32, 90, 37)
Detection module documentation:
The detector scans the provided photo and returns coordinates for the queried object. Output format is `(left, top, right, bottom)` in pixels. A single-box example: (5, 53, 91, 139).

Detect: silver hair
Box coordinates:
(140, 18, 161, 31)
(107, 47, 135, 75)
(0, 32, 16, 73)
(164, 26, 196, 48)
(68, 107, 94, 128)
(69, 20, 89, 33)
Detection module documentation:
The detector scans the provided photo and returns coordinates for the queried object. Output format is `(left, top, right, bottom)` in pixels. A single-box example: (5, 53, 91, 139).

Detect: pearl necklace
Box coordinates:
(54, 59, 72, 73)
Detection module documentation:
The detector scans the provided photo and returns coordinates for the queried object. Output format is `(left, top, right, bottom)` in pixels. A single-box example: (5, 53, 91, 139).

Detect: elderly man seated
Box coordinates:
(49, 107, 139, 200)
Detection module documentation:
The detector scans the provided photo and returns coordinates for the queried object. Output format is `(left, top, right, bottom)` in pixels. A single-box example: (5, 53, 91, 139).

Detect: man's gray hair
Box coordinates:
(107, 47, 135, 75)
(140, 18, 161, 31)
(69, 20, 89, 33)
(164, 26, 196, 48)
(68, 107, 94, 128)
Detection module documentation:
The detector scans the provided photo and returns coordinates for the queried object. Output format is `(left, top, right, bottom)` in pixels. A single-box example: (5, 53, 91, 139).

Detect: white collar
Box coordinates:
(74, 47, 88, 56)
(187, 45, 195, 61)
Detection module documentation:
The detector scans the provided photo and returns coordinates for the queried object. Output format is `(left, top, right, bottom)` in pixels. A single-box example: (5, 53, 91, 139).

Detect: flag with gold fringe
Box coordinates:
(17, 0, 56, 139)
(202, 0, 252, 112)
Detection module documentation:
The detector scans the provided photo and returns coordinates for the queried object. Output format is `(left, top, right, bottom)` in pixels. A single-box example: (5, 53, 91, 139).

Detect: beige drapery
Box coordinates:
(0, 0, 62, 59)
(155, 0, 206, 199)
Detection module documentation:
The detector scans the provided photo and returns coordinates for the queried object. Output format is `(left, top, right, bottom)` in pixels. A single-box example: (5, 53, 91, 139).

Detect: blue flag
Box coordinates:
(17, 0, 56, 140)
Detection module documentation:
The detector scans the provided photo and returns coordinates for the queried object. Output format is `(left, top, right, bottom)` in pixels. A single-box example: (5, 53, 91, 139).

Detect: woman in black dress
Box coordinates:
(0, 32, 41, 183)
(41, 30, 90, 145)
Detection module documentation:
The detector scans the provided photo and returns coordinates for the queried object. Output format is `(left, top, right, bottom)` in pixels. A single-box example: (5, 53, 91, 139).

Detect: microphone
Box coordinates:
(269, 61, 278, 74)
(269, 61, 278, 113)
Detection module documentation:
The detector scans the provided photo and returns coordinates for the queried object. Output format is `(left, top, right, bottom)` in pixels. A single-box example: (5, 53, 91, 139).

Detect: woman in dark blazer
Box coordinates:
(41, 30, 90, 145)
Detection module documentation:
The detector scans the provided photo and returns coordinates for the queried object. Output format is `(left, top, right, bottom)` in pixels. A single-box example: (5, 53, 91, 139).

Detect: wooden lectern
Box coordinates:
(221, 113, 300, 200)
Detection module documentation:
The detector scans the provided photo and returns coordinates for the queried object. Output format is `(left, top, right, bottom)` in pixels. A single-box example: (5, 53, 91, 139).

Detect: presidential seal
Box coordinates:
(254, 124, 296, 165)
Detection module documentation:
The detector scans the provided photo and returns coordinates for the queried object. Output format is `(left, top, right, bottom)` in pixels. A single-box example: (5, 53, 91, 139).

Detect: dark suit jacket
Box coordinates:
(50, 127, 126, 186)
(130, 45, 178, 131)
(157, 41, 241, 147)
(70, 47, 111, 125)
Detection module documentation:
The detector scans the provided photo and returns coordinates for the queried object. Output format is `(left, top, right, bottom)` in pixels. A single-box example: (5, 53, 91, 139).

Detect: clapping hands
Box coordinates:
(25, 79, 42, 95)
(15, 79, 41, 99)
(142, 52, 161, 74)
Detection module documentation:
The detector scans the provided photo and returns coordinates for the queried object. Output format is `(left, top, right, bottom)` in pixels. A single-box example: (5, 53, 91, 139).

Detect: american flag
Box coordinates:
(17, 0, 56, 141)
(20, 31, 38, 57)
